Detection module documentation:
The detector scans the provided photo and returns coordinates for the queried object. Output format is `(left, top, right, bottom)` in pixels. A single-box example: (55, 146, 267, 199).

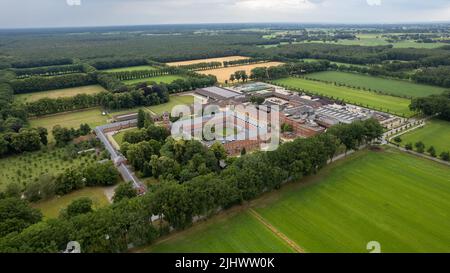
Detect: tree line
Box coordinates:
(0, 118, 383, 252)
(410, 91, 450, 121)
(11, 73, 97, 94)
(12, 64, 85, 79)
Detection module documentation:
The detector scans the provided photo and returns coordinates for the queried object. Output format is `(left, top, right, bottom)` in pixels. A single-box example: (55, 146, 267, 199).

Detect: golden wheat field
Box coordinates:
(166, 56, 250, 66)
(198, 62, 284, 82)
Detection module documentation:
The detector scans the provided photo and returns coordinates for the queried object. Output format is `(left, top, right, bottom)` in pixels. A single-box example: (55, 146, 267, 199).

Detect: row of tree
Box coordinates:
(12, 64, 85, 79)
(410, 91, 450, 121)
(11, 73, 97, 94)
(108, 67, 184, 81)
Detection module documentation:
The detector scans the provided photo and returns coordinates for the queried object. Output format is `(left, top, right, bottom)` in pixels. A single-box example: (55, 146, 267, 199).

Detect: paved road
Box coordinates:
(95, 120, 146, 192)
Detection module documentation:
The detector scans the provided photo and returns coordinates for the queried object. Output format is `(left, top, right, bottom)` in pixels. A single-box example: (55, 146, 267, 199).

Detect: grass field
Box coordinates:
(15, 85, 107, 103)
(198, 62, 284, 82)
(103, 65, 159, 73)
(0, 148, 98, 190)
(29, 108, 108, 141)
(166, 56, 249, 67)
(32, 187, 110, 219)
(147, 95, 194, 115)
(113, 128, 139, 146)
(142, 148, 450, 253)
(273, 77, 414, 116)
(399, 119, 450, 155)
(305, 71, 447, 98)
(123, 75, 186, 85)
(142, 211, 294, 253)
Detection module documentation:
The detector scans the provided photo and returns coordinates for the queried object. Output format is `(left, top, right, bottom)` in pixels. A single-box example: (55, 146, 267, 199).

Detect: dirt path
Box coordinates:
(248, 208, 305, 253)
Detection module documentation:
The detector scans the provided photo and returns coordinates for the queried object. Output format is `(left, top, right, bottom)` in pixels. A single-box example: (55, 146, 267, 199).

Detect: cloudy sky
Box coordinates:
(0, 0, 449, 28)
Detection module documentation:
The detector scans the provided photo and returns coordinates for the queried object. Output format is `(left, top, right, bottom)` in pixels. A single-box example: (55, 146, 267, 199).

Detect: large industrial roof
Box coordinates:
(198, 86, 242, 100)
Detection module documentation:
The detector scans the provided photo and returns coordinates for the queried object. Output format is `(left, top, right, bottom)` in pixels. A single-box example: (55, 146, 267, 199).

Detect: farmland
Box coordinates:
(198, 62, 284, 82)
(122, 75, 186, 85)
(304, 71, 447, 98)
(147, 95, 194, 115)
(32, 187, 110, 219)
(103, 65, 159, 73)
(273, 77, 414, 116)
(166, 56, 249, 66)
(15, 85, 107, 103)
(143, 149, 450, 253)
(0, 147, 98, 190)
(399, 119, 450, 155)
(29, 108, 108, 141)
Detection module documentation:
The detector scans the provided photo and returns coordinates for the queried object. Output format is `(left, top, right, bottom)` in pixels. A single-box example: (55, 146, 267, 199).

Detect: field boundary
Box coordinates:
(248, 208, 305, 253)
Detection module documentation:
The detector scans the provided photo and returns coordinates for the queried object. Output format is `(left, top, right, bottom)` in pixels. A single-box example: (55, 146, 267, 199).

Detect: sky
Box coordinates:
(0, 0, 449, 28)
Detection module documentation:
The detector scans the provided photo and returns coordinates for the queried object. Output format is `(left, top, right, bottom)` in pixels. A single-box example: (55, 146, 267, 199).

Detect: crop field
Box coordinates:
(399, 119, 450, 155)
(0, 148, 98, 190)
(122, 75, 186, 85)
(15, 85, 107, 103)
(29, 108, 108, 141)
(147, 95, 194, 115)
(32, 187, 110, 219)
(166, 56, 250, 66)
(305, 71, 446, 98)
(273, 77, 414, 116)
(302, 58, 368, 69)
(143, 148, 450, 253)
(103, 65, 159, 72)
(198, 62, 284, 82)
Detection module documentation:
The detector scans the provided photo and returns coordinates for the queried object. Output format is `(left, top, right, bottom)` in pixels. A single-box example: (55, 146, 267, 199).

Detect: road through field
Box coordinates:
(249, 208, 305, 253)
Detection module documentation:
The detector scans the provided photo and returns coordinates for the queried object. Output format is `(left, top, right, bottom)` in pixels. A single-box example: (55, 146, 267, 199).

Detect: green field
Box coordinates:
(143, 148, 450, 253)
(305, 71, 447, 98)
(143, 211, 294, 253)
(29, 108, 108, 141)
(32, 187, 110, 219)
(103, 65, 159, 73)
(113, 128, 139, 146)
(300, 34, 448, 49)
(273, 77, 414, 116)
(399, 119, 450, 155)
(15, 85, 107, 103)
(123, 75, 185, 85)
(147, 95, 194, 115)
(0, 148, 98, 190)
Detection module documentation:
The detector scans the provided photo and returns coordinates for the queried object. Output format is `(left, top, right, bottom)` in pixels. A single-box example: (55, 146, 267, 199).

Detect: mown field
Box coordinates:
(103, 65, 159, 73)
(305, 71, 446, 98)
(0, 148, 98, 190)
(399, 119, 450, 155)
(147, 95, 194, 115)
(142, 148, 450, 253)
(198, 62, 284, 82)
(29, 108, 108, 141)
(123, 75, 186, 85)
(32, 186, 110, 219)
(15, 85, 107, 103)
(142, 210, 294, 253)
(166, 56, 249, 66)
(273, 77, 414, 116)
